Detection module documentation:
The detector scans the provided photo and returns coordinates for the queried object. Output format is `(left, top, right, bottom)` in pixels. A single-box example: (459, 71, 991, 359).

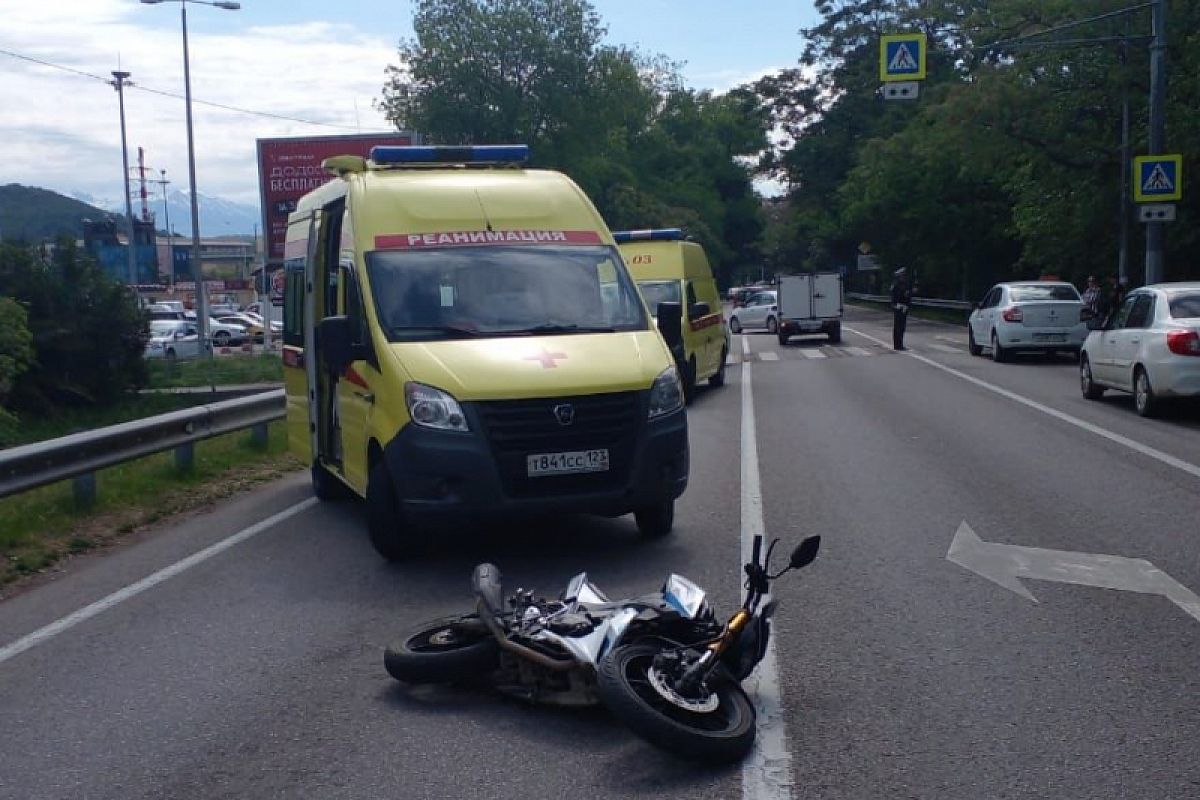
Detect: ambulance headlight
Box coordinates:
(405, 382, 469, 432)
(647, 367, 684, 420)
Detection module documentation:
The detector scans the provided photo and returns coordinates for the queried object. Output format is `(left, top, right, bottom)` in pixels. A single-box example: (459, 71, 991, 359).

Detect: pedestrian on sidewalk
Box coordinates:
(890, 267, 912, 351)
(1081, 275, 1103, 329)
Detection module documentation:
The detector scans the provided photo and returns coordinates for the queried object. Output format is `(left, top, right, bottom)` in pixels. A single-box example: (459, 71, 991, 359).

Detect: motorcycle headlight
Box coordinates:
(404, 382, 469, 432)
(647, 366, 684, 420)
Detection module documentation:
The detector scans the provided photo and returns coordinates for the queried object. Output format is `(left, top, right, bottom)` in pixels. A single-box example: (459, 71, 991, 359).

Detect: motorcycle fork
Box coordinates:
(677, 609, 752, 694)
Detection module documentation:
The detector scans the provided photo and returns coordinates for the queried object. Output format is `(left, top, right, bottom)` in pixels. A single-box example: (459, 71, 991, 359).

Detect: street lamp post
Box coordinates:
(110, 70, 138, 290)
(141, 0, 240, 349)
(1145, 0, 1168, 285)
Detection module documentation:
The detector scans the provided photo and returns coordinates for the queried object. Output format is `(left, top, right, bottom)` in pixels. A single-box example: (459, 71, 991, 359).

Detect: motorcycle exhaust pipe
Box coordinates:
(476, 599, 576, 672)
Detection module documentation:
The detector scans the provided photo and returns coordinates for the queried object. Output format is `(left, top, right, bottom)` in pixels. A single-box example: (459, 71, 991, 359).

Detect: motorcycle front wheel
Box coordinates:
(597, 643, 756, 763)
(384, 614, 500, 684)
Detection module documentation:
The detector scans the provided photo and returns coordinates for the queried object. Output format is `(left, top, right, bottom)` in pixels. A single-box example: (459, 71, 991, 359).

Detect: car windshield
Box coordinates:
(1008, 285, 1080, 302)
(637, 280, 682, 311)
(366, 245, 648, 341)
(1167, 292, 1200, 319)
(149, 321, 182, 335)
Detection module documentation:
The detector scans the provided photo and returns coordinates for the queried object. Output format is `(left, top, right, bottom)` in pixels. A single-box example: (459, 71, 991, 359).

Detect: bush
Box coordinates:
(0, 239, 148, 410)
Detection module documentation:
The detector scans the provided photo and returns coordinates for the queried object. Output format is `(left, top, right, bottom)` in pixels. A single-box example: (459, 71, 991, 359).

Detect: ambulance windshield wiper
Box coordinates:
(389, 325, 485, 339)
(506, 323, 616, 335)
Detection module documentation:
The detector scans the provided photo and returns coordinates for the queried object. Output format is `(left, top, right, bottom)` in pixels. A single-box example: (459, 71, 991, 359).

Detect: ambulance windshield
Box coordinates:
(366, 245, 649, 341)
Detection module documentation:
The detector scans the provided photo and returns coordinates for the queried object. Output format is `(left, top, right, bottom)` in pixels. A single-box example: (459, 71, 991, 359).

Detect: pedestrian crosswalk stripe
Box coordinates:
(929, 343, 960, 353)
(839, 346, 870, 357)
(726, 355, 737, 366)
(798, 349, 827, 359)
(758, 352, 779, 361)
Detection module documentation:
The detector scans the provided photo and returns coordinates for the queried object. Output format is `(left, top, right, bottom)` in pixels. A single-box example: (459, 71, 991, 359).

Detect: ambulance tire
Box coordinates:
(311, 461, 352, 501)
(681, 357, 697, 403)
(367, 461, 417, 561)
(634, 499, 675, 539)
(709, 348, 727, 387)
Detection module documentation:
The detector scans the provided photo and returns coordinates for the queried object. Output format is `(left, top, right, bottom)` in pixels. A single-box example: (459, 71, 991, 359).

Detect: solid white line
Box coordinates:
(758, 351, 780, 362)
(741, 334, 752, 357)
(0, 498, 319, 666)
(740, 363, 794, 800)
(845, 326, 1200, 481)
(799, 349, 826, 359)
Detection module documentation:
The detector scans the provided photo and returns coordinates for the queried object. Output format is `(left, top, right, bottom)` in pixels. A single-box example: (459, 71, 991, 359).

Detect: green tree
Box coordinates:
(0, 296, 34, 444)
(0, 239, 148, 410)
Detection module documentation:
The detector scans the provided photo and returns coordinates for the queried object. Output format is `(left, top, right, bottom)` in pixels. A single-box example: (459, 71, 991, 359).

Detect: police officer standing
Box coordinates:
(890, 267, 912, 351)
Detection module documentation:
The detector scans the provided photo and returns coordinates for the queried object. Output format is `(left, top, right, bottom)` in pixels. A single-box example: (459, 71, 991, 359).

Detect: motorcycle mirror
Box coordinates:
(790, 536, 821, 570)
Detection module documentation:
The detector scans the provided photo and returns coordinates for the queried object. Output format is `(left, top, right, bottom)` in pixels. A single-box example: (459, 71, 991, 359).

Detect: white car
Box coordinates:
(1079, 282, 1200, 417)
(728, 290, 779, 334)
(181, 316, 247, 346)
(144, 320, 200, 361)
(968, 282, 1090, 361)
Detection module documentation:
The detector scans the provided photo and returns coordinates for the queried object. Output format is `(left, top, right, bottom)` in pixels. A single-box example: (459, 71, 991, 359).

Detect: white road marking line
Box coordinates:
(727, 355, 738, 366)
(799, 349, 827, 359)
(740, 364, 794, 799)
(840, 346, 870, 357)
(845, 326, 1200, 481)
(758, 351, 780, 361)
(0, 498, 319, 666)
(741, 334, 752, 357)
(928, 343, 961, 353)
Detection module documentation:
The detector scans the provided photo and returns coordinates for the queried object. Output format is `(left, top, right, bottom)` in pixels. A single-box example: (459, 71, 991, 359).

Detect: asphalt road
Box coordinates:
(2, 305, 1199, 799)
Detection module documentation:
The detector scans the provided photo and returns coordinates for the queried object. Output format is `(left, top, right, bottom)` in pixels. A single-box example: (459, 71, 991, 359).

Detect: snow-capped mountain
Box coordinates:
(74, 189, 261, 236)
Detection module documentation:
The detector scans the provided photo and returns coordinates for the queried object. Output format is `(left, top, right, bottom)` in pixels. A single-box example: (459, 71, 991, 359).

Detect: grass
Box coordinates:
(0, 422, 301, 590)
(145, 353, 283, 390)
(3, 393, 207, 449)
(847, 298, 970, 326)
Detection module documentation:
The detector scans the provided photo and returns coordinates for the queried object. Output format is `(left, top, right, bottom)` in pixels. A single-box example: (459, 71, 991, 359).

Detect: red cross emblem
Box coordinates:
(524, 348, 568, 369)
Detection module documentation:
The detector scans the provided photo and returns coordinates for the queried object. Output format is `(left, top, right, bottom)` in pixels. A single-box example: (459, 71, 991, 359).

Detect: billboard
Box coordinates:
(256, 131, 420, 265)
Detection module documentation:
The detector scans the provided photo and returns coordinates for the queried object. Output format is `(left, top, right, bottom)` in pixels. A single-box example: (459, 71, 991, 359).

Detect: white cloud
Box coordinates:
(687, 65, 788, 94)
(0, 1, 399, 214)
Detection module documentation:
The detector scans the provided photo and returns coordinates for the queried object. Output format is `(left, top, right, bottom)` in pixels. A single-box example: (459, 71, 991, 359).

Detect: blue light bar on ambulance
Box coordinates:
(369, 145, 529, 165)
(611, 228, 684, 243)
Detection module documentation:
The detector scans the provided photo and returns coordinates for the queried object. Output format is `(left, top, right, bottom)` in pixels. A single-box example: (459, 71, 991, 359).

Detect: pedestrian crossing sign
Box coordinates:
(1134, 154, 1182, 202)
(881, 33, 927, 82)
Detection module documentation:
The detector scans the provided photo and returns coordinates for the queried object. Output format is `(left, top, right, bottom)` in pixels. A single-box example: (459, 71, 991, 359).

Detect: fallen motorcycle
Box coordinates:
(383, 534, 820, 762)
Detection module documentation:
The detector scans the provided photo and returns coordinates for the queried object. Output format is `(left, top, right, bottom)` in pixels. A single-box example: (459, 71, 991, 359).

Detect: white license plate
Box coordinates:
(1033, 333, 1067, 342)
(527, 449, 609, 477)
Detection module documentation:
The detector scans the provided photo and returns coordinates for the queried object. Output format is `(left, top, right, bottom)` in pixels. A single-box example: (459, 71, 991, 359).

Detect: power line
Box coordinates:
(0, 44, 362, 131)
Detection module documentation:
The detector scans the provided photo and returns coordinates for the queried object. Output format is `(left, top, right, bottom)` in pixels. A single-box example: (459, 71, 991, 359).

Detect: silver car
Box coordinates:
(968, 282, 1090, 361)
(144, 320, 201, 362)
(728, 290, 779, 334)
(1079, 282, 1200, 417)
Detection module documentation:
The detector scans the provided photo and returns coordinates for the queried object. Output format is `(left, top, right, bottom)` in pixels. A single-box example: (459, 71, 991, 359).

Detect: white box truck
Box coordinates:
(776, 272, 843, 344)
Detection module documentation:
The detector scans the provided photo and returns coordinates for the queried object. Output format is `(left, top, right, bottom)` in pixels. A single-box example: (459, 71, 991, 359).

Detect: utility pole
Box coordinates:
(1144, 0, 1168, 285)
(151, 169, 173, 289)
(110, 70, 138, 291)
(1118, 37, 1131, 287)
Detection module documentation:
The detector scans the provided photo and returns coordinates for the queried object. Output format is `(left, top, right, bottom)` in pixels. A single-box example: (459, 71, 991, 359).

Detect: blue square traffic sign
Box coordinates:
(880, 34, 926, 82)
(1134, 155, 1183, 202)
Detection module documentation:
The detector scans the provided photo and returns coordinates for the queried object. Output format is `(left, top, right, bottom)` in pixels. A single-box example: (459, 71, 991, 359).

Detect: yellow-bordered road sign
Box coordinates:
(880, 33, 927, 82)
(1133, 154, 1183, 203)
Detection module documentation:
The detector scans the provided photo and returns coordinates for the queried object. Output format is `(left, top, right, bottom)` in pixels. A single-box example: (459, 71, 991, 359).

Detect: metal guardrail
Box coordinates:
(0, 390, 286, 506)
(846, 292, 974, 311)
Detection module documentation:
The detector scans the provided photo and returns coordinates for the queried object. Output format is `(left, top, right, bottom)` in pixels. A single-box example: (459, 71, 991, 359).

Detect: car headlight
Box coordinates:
(404, 382, 469, 432)
(648, 366, 684, 419)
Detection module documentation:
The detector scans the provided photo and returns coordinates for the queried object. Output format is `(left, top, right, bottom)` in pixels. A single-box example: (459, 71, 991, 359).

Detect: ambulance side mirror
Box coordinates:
(317, 316, 356, 374)
(656, 302, 683, 349)
(688, 302, 710, 319)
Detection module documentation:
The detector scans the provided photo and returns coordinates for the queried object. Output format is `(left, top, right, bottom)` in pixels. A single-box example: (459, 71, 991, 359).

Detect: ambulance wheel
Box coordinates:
(682, 357, 697, 403)
(709, 348, 727, 387)
(778, 332, 789, 346)
(311, 461, 352, 502)
(635, 499, 675, 539)
(827, 323, 842, 344)
(367, 461, 418, 561)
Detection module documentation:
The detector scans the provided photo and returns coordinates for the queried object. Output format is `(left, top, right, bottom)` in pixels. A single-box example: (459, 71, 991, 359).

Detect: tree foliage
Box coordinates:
(0, 240, 148, 415)
(379, 0, 768, 283)
(756, 0, 1200, 297)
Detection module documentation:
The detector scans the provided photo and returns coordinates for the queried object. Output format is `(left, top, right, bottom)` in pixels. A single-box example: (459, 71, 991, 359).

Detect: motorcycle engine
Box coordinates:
(546, 612, 595, 636)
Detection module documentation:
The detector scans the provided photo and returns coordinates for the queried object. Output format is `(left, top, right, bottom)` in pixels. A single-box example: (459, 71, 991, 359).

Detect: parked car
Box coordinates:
(144, 320, 200, 362)
(146, 305, 186, 322)
(968, 281, 1091, 361)
(216, 315, 263, 342)
(1079, 282, 1200, 417)
(241, 310, 283, 333)
(728, 290, 778, 334)
(207, 318, 248, 347)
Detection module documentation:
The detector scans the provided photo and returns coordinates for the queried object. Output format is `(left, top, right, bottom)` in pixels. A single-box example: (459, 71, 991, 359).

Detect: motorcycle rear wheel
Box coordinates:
(597, 643, 756, 763)
(384, 614, 500, 684)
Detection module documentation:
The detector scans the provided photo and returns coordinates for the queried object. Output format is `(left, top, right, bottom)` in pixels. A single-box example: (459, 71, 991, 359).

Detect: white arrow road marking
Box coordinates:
(947, 521, 1200, 624)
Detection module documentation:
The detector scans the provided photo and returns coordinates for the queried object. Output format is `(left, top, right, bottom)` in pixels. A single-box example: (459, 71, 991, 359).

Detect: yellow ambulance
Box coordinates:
(281, 145, 689, 559)
(615, 229, 730, 399)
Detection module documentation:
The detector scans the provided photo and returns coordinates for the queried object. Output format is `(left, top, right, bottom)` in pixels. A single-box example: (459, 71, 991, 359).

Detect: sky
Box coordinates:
(0, 0, 817, 219)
